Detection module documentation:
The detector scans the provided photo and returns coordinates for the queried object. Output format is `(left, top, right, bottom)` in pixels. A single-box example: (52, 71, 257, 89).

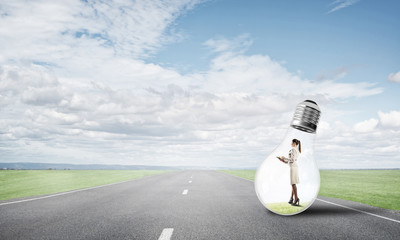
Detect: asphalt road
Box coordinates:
(1, 170, 399, 240)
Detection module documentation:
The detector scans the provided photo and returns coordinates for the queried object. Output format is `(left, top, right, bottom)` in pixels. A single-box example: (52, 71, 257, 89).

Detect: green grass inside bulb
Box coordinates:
(266, 202, 310, 215)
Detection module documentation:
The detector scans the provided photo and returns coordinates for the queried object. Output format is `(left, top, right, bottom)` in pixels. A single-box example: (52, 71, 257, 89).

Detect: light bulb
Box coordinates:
(255, 100, 321, 216)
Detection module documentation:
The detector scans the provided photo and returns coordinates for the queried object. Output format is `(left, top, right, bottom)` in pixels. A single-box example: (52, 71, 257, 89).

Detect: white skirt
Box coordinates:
(290, 165, 299, 185)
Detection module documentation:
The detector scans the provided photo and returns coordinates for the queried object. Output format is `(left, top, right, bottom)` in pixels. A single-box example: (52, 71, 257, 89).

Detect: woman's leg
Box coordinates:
(292, 184, 298, 201)
(288, 187, 294, 203)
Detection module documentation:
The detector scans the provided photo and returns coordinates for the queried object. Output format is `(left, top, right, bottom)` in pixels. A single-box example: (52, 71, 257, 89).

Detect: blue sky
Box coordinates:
(0, 0, 399, 169)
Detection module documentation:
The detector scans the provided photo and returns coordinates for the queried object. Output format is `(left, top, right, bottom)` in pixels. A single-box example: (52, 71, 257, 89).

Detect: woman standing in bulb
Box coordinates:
(278, 139, 301, 206)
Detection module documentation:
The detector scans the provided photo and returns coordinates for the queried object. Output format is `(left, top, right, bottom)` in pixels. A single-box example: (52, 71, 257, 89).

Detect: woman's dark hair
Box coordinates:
(292, 139, 301, 153)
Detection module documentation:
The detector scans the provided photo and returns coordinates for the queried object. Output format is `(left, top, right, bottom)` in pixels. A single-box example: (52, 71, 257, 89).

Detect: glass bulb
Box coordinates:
(255, 100, 321, 216)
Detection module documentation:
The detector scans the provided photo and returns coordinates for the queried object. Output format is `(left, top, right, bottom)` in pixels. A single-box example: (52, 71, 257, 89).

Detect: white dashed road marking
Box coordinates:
(158, 228, 174, 240)
(182, 189, 188, 195)
(188, 180, 192, 183)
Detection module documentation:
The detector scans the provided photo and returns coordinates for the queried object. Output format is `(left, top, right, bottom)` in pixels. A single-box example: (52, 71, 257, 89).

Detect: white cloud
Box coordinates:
(388, 71, 400, 83)
(192, 45, 383, 99)
(0, 0, 202, 63)
(0, 49, 387, 168)
(316, 110, 400, 169)
(204, 34, 253, 53)
(328, 0, 360, 13)
(378, 110, 400, 128)
(353, 118, 378, 133)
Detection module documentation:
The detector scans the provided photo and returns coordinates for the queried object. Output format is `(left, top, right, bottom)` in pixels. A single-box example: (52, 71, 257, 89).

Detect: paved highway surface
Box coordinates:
(1, 170, 399, 239)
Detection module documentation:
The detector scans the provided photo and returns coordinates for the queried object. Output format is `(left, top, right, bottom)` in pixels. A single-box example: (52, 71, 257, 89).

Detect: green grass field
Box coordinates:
(220, 170, 400, 211)
(0, 170, 168, 201)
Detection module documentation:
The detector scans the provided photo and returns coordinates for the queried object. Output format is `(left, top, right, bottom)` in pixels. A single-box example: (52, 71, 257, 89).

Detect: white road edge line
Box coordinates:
(218, 171, 400, 224)
(0, 174, 162, 207)
(316, 198, 400, 224)
(182, 189, 188, 195)
(158, 228, 174, 240)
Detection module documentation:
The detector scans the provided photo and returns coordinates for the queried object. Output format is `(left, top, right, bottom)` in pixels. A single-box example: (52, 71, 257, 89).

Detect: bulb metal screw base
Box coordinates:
(290, 100, 321, 133)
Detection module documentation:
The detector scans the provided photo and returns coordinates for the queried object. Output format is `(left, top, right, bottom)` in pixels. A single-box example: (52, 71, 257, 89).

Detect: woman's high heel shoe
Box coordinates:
(288, 198, 293, 204)
(291, 198, 300, 206)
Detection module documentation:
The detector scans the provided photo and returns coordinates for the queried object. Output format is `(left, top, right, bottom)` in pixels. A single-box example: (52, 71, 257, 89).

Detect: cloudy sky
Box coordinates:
(0, 0, 399, 169)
